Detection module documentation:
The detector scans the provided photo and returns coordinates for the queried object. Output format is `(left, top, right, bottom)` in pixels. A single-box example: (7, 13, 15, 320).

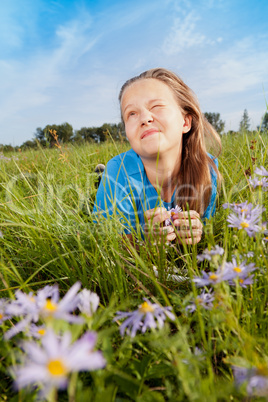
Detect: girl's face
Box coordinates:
(121, 78, 191, 161)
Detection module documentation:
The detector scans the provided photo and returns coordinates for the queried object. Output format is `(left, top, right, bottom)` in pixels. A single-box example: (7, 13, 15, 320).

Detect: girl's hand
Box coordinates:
(172, 210, 203, 245)
(144, 207, 176, 242)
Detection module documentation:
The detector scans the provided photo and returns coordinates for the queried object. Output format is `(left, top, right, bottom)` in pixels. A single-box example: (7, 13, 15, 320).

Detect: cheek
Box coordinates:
(125, 122, 136, 139)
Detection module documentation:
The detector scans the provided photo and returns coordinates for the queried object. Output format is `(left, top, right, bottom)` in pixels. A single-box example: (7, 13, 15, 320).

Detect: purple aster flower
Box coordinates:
(193, 267, 233, 287)
(260, 221, 267, 231)
(254, 166, 268, 177)
(235, 275, 254, 288)
(6, 290, 41, 321)
(4, 283, 83, 340)
(186, 289, 214, 313)
(222, 201, 254, 216)
(263, 230, 268, 243)
(11, 329, 106, 397)
(114, 299, 176, 338)
(239, 251, 255, 259)
(227, 204, 264, 237)
(224, 258, 256, 280)
(36, 283, 84, 324)
(233, 365, 268, 396)
(249, 176, 268, 190)
(0, 298, 11, 324)
(78, 289, 99, 317)
(197, 245, 224, 261)
(27, 324, 47, 339)
(4, 290, 44, 340)
(164, 205, 182, 226)
(223, 257, 256, 287)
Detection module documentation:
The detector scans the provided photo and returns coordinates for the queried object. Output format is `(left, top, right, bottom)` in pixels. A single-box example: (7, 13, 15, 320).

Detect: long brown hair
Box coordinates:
(119, 68, 221, 215)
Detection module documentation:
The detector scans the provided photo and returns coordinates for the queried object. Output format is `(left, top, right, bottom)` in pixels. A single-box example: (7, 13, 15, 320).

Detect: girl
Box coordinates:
(93, 68, 221, 244)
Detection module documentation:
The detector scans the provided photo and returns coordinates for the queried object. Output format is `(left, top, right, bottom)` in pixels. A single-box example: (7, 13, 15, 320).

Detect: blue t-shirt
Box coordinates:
(93, 149, 218, 234)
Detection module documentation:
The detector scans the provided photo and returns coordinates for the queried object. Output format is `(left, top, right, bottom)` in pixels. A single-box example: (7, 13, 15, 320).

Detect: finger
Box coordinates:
(144, 224, 175, 242)
(162, 226, 175, 235)
(173, 219, 203, 230)
(144, 222, 173, 234)
(173, 211, 202, 228)
(145, 207, 167, 219)
(151, 212, 170, 225)
(166, 232, 176, 242)
(149, 224, 174, 236)
(176, 211, 200, 220)
(177, 234, 202, 245)
(175, 229, 202, 238)
(187, 210, 201, 219)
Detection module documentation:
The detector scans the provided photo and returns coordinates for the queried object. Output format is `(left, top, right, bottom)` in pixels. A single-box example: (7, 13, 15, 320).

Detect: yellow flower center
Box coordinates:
(0, 313, 3, 320)
(37, 328, 46, 336)
(239, 279, 244, 284)
(256, 365, 268, 377)
(241, 209, 247, 212)
(29, 296, 35, 303)
(265, 237, 268, 240)
(47, 359, 67, 377)
(240, 222, 249, 228)
(233, 267, 242, 273)
(44, 300, 58, 313)
(139, 301, 155, 313)
(209, 274, 218, 281)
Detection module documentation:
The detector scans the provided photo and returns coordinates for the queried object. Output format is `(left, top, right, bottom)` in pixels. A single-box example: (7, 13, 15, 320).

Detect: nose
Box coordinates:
(140, 109, 153, 126)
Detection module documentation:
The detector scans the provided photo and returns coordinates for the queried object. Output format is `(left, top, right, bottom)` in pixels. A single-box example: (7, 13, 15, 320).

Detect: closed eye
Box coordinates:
(151, 104, 164, 109)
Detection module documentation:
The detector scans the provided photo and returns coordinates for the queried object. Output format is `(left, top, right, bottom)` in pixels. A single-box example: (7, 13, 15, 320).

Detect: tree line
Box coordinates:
(1, 110, 268, 152)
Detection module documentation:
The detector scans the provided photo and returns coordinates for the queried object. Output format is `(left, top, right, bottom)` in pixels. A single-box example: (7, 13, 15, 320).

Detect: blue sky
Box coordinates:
(0, 0, 268, 145)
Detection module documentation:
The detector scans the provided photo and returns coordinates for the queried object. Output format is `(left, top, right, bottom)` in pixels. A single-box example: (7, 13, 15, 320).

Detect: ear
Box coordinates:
(182, 115, 192, 134)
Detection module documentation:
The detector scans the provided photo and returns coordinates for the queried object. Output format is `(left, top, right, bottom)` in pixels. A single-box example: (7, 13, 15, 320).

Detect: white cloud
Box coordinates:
(202, 36, 268, 96)
(162, 11, 214, 55)
(0, 11, 99, 122)
(54, 16, 98, 67)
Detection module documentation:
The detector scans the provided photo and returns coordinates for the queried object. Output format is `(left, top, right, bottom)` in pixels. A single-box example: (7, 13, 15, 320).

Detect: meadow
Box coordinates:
(0, 131, 267, 401)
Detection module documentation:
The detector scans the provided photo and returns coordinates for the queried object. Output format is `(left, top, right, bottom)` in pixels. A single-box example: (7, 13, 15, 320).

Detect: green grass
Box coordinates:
(0, 132, 267, 401)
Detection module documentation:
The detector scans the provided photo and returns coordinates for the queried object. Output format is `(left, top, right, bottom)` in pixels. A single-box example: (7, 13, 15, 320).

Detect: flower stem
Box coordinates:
(68, 372, 78, 402)
(47, 387, 57, 402)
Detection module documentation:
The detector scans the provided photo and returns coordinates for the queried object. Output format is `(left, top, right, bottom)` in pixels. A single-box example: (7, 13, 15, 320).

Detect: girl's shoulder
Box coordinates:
(107, 149, 144, 177)
(207, 152, 219, 168)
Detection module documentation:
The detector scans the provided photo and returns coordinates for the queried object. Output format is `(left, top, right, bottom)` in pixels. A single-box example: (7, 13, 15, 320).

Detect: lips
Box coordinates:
(141, 128, 160, 139)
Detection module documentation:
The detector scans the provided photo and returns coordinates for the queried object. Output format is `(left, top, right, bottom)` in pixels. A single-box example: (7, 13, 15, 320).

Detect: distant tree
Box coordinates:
(34, 123, 74, 146)
(259, 111, 268, 131)
(74, 127, 96, 142)
(72, 131, 84, 144)
(34, 127, 47, 146)
(33, 121, 126, 146)
(1, 144, 15, 152)
(21, 140, 37, 150)
(35, 127, 44, 141)
(227, 130, 238, 136)
(45, 122, 73, 143)
(204, 112, 225, 134)
(114, 122, 126, 141)
(239, 109, 250, 131)
(74, 122, 127, 143)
